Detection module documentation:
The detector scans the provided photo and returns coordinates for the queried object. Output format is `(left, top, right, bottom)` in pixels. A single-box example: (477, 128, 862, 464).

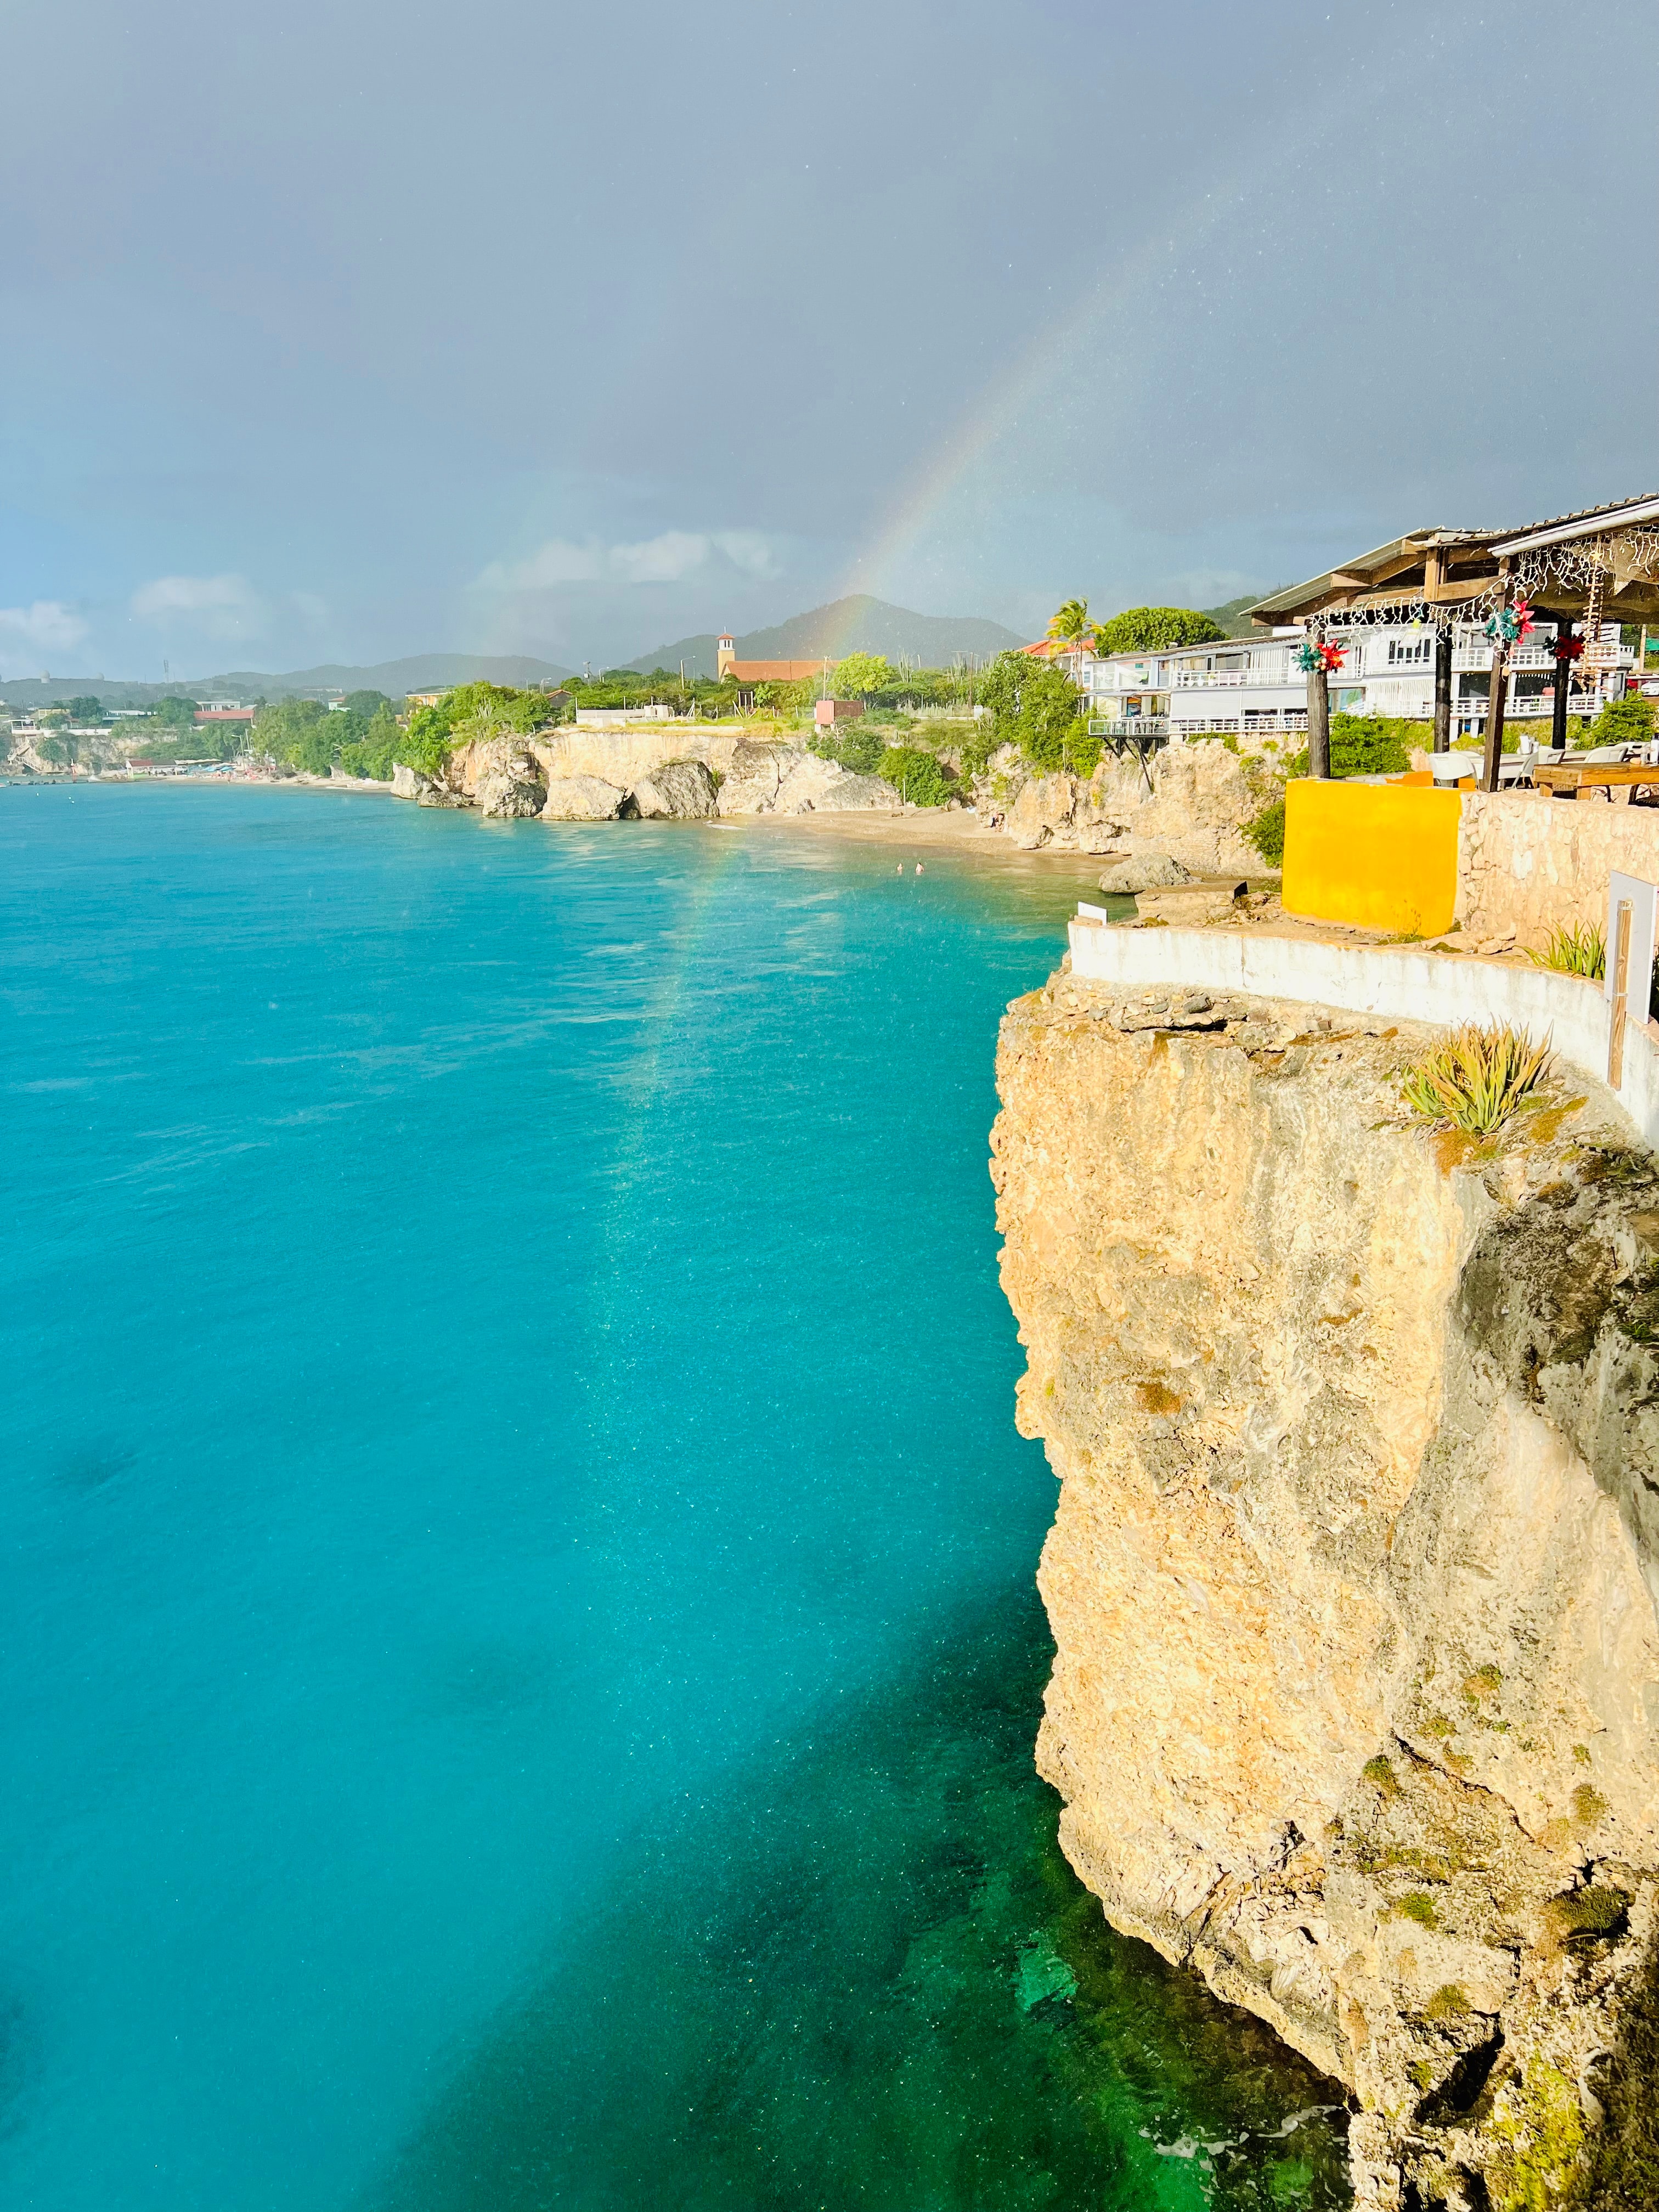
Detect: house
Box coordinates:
(714, 635, 832, 704)
(1064, 500, 1659, 749)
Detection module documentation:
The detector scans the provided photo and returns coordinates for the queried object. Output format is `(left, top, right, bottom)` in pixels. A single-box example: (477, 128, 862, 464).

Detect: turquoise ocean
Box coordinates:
(0, 786, 1348, 2210)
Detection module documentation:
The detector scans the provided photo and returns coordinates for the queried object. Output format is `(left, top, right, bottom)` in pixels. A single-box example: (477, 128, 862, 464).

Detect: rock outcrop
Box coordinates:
(632, 759, 720, 820)
(1097, 852, 1195, 895)
(992, 968, 1659, 2209)
(391, 760, 467, 806)
(978, 740, 1271, 877)
(471, 740, 548, 819)
(540, 774, 635, 821)
(714, 740, 896, 816)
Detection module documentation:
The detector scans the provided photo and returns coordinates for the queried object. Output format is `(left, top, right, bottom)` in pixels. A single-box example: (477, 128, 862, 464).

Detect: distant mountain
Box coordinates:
(1201, 594, 1277, 640)
(200, 653, 574, 697)
(0, 652, 573, 714)
(623, 595, 1026, 678)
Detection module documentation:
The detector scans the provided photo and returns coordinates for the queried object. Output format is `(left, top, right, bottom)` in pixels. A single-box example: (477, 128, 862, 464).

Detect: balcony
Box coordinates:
(1454, 642, 1634, 674)
(1088, 718, 1169, 740)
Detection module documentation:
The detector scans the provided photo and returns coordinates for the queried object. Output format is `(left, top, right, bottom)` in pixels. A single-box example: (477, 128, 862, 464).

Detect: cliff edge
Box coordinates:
(992, 967, 1659, 2209)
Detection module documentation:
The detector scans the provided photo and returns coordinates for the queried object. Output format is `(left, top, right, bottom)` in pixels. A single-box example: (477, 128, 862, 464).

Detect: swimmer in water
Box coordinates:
(915, 863, 924, 874)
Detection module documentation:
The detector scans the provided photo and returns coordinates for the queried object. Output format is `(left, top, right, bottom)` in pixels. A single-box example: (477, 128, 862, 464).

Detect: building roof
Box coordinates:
(720, 658, 830, 683)
(1252, 493, 1659, 628)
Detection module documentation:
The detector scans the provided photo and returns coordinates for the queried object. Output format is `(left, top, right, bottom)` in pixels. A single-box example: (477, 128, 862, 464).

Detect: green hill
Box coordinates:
(624, 595, 1026, 678)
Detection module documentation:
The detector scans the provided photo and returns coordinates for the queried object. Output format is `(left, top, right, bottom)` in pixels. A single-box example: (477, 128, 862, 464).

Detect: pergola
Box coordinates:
(1250, 493, 1659, 791)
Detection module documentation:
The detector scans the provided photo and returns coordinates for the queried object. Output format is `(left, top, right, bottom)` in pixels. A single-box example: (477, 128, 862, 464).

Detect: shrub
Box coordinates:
(1244, 797, 1285, 866)
(1527, 922, 1605, 979)
(1397, 1893, 1439, 1928)
(1399, 1024, 1550, 1136)
(1545, 1884, 1630, 1943)
(1588, 693, 1657, 751)
(878, 746, 955, 808)
(1425, 1984, 1469, 2021)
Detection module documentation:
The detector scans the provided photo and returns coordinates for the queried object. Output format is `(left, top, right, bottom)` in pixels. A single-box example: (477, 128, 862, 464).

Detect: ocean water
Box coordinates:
(0, 786, 1348, 2211)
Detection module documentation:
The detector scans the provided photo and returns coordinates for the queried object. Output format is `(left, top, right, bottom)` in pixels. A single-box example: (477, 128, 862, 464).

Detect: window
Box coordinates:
(1387, 636, 1432, 665)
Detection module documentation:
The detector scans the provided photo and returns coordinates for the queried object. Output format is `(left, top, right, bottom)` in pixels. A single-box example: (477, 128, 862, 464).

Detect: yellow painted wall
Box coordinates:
(1282, 779, 1462, 935)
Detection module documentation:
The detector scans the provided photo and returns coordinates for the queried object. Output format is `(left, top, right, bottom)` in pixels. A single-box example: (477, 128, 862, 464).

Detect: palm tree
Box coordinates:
(1047, 597, 1091, 643)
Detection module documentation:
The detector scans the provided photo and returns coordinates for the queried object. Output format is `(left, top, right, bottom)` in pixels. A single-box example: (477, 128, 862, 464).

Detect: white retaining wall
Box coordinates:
(1068, 919, 1659, 1151)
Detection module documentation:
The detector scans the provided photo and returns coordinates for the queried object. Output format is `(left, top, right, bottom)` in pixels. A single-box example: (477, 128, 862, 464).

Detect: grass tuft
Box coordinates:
(1526, 921, 1606, 979)
(1400, 1024, 1551, 1137)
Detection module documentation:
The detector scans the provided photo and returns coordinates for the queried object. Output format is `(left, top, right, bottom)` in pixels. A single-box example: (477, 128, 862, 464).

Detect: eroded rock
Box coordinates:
(540, 775, 635, 821)
(632, 760, 719, 819)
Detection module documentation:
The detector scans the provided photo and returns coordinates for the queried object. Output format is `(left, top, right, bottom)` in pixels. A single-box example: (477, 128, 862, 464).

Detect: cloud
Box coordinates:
(0, 600, 89, 654)
(130, 572, 263, 634)
(477, 529, 779, 593)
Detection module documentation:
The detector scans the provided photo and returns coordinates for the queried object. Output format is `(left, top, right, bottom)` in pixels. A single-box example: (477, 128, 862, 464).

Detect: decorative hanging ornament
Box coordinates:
(1553, 631, 1585, 663)
(1319, 640, 1347, 673)
(1296, 638, 1347, 674)
(1483, 600, 1534, 648)
(1294, 640, 1322, 673)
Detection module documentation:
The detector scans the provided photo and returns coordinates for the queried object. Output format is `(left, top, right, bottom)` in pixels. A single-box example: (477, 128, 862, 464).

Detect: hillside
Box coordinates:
(624, 595, 1026, 678)
(1200, 593, 1276, 640)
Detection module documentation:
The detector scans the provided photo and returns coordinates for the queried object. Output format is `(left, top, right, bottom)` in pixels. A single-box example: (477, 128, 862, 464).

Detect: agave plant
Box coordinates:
(1526, 922, 1605, 980)
(1399, 1024, 1551, 1136)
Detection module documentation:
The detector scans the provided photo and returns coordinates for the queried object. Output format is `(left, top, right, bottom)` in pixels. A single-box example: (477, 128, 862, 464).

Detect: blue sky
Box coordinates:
(2, 0, 1655, 678)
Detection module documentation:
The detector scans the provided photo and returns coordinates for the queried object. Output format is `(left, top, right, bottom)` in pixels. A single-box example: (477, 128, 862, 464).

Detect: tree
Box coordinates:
(1093, 606, 1225, 654)
(830, 652, 890, 698)
(1046, 598, 1092, 642)
(978, 650, 1101, 776)
(343, 689, 392, 720)
(153, 695, 200, 730)
(38, 728, 81, 770)
(65, 695, 103, 723)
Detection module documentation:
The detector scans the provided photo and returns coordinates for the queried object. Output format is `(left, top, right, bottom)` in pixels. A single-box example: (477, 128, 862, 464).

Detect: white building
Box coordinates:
(1063, 618, 1630, 742)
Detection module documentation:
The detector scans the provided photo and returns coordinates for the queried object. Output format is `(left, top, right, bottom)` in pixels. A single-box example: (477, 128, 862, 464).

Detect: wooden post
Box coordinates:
(1610, 898, 1633, 1088)
(1433, 619, 1452, 752)
(1306, 625, 1330, 778)
(1551, 622, 1572, 754)
(1482, 585, 1510, 793)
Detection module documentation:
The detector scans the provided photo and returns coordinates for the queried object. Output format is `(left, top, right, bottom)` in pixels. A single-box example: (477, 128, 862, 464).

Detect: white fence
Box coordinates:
(1066, 921, 1659, 1151)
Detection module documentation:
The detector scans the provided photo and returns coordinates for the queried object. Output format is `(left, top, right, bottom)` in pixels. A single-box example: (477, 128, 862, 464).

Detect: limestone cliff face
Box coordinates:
(992, 968, 1659, 2210)
(975, 740, 1269, 874)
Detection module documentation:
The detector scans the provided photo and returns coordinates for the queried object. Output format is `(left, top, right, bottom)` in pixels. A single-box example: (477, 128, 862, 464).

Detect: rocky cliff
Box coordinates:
(391, 733, 896, 821)
(974, 739, 1273, 876)
(992, 967, 1659, 2209)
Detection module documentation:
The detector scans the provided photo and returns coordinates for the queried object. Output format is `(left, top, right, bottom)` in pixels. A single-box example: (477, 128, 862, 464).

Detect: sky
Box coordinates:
(2, 0, 1656, 680)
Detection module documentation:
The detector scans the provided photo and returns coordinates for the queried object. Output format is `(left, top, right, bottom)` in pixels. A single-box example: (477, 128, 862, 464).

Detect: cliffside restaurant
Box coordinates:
(1250, 493, 1659, 788)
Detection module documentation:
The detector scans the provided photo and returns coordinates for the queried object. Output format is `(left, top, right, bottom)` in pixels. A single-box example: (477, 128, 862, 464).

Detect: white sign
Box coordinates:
(1606, 873, 1658, 1026)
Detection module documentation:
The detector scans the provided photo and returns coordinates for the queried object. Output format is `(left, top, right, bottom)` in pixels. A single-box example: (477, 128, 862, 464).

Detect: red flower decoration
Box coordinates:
(1512, 598, 1535, 640)
(1553, 633, 1585, 663)
(1318, 640, 1346, 673)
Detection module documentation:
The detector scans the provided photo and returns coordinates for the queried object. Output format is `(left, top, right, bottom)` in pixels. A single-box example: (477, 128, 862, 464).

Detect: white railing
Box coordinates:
(1088, 718, 1169, 739)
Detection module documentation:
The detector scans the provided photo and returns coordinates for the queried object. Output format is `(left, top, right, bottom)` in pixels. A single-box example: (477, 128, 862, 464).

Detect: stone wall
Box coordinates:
(994, 969, 1659, 2208)
(1458, 790, 1659, 947)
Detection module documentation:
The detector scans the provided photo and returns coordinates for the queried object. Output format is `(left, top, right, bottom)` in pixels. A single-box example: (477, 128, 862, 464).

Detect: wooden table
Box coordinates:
(1534, 762, 1659, 800)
